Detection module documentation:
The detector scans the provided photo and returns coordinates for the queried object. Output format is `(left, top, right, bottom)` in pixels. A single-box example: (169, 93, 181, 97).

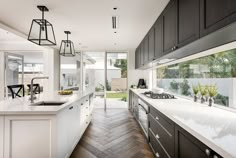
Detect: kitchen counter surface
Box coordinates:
(0, 91, 93, 115)
(131, 88, 236, 158)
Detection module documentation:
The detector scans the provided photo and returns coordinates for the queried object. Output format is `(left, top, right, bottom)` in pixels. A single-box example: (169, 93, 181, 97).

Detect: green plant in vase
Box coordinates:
(192, 85, 199, 102)
(208, 85, 218, 107)
(198, 84, 208, 103)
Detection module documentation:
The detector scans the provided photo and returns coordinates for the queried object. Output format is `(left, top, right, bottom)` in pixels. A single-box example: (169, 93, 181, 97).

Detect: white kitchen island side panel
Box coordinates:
(4, 115, 56, 158)
(0, 116, 3, 158)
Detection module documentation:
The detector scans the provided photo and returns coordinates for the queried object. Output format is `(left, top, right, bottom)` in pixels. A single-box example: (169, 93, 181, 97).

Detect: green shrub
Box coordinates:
(121, 96, 127, 102)
(170, 80, 179, 91)
(215, 94, 229, 107)
(180, 79, 191, 96)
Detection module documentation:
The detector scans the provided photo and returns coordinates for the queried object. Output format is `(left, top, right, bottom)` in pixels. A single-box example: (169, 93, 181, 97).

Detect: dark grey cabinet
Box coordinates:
(148, 28, 155, 61)
(163, 0, 177, 54)
(175, 125, 222, 158)
(144, 35, 149, 63)
(200, 0, 236, 37)
(135, 0, 236, 69)
(135, 47, 140, 69)
(154, 16, 163, 58)
(129, 93, 223, 158)
(140, 42, 144, 66)
(177, 0, 200, 47)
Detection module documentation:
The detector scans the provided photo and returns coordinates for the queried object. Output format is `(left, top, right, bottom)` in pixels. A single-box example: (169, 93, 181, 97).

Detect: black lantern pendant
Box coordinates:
(28, 6, 56, 46)
(59, 31, 75, 57)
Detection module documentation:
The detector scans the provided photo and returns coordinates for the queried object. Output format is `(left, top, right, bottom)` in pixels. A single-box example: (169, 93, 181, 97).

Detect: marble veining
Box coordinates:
(131, 89, 236, 158)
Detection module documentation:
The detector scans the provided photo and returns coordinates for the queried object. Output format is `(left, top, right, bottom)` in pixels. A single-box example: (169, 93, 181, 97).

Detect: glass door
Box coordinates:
(4, 53, 24, 98)
(82, 52, 105, 109)
(105, 52, 128, 109)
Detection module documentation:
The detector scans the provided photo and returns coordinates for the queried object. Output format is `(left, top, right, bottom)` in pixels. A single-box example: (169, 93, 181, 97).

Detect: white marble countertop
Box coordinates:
(130, 88, 236, 158)
(0, 91, 93, 115)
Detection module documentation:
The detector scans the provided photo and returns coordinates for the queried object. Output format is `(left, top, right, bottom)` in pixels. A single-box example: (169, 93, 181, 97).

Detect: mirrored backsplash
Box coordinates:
(154, 48, 236, 109)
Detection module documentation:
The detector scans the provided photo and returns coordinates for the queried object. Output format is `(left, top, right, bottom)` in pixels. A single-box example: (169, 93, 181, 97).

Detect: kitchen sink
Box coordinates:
(30, 101, 66, 106)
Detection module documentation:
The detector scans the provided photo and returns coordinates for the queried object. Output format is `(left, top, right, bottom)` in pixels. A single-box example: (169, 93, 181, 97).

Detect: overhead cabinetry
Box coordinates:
(135, 0, 236, 69)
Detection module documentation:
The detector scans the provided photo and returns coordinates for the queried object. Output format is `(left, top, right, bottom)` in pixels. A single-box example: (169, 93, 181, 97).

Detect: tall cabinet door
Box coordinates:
(135, 47, 139, 69)
(154, 16, 163, 58)
(140, 42, 144, 66)
(144, 36, 149, 64)
(148, 28, 155, 61)
(200, 0, 236, 37)
(177, 0, 200, 47)
(163, 0, 177, 55)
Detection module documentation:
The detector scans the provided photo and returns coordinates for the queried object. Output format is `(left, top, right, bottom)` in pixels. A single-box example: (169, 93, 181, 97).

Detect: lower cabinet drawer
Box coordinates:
(149, 114, 174, 157)
(149, 106, 174, 136)
(149, 128, 170, 158)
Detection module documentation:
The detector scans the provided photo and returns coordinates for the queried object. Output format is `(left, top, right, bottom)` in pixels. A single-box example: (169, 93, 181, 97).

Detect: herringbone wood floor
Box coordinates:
(70, 109, 154, 158)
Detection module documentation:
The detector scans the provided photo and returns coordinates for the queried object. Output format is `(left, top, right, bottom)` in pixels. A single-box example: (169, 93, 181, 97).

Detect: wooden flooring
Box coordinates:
(70, 109, 154, 158)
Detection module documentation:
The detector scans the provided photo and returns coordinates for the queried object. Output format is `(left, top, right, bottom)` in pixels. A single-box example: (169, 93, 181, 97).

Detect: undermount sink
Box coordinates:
(30, 101, 66, 106)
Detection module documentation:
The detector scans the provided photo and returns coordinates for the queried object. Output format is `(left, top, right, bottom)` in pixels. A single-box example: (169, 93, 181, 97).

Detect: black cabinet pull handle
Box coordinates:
(69, 106, 73, 110)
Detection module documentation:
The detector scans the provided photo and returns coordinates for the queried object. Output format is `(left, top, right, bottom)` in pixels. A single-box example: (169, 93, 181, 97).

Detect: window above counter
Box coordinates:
(154, 48, 236, 109)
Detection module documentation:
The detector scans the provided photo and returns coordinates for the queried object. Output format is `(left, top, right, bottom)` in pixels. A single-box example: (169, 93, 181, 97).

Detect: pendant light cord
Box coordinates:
(42, 7, 44, 20)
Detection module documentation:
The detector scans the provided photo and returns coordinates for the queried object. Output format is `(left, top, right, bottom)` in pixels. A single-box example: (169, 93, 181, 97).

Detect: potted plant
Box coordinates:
(198, 84, 208, 103)
(192, 85, 199, 102)
(208, 85, 218, 107)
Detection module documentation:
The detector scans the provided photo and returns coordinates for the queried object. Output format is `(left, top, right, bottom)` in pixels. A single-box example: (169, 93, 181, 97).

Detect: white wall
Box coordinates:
(127, 49, 151, 88)
(43, 49, 60, 94)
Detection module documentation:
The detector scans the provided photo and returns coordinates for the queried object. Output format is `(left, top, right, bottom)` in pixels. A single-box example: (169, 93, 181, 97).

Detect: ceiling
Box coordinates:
(0, 27, 45, 51)
(0, 0, 169, 51)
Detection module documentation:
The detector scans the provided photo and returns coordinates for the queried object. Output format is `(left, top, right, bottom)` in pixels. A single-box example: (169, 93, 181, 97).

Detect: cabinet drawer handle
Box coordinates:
(69, 106, 73, 110)
(155, 152, 160, 158)
(155, 116, 159, 120)
(205, 149, 211, 157)
(155, 134, 159, 139)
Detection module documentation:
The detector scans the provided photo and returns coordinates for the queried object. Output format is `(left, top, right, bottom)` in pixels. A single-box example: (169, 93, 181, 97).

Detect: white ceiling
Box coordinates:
(0, 27, 45, 51)
(0, 0, 169, 51)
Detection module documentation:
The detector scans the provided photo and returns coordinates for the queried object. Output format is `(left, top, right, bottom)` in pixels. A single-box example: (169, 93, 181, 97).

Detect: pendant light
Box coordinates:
(59, 31, 75, 57)
(28, 6, 56, 46)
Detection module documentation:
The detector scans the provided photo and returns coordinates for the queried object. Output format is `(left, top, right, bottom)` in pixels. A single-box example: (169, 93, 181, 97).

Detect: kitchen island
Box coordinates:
(0, 91, 94, 158)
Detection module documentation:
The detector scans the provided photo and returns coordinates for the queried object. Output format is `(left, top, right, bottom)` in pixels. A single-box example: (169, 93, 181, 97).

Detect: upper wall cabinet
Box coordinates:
(177, 0, 200, 47)
(144, 35, 149, 64)
(163, 0, 177, 55)
(154, 16, 163, 59)
(135, 47, 139, 69)
(200, 0, 236, 37)
(140, 42, 144, 66)
(148, 28, 155, 61)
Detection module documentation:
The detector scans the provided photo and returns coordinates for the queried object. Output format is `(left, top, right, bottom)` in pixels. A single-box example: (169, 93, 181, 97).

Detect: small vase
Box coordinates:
(201, 96, 205, 103)
(209, 97, 213, 107)
(194, 95, 197, 102)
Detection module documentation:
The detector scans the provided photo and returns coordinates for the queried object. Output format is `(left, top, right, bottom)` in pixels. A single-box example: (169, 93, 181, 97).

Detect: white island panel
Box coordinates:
(4, 115, 56, 158)
(0, 116, 3, 158)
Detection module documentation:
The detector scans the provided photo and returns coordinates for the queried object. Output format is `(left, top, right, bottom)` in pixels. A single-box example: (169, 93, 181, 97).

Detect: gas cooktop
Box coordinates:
(143, 91, 176, 99)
